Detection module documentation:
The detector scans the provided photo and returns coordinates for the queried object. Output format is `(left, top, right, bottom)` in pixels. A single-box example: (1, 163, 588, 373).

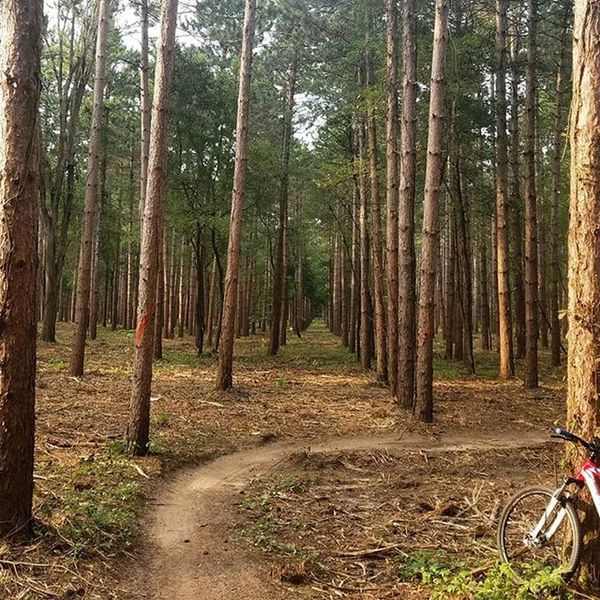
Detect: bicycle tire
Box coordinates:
(497, 486, 582, 581)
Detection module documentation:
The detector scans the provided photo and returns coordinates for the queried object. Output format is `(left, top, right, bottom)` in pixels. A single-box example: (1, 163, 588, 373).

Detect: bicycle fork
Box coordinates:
(527, 481, 576, 547)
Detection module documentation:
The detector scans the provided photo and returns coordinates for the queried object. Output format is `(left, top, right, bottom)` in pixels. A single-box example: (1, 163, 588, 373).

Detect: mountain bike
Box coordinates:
(497, 427, 600, 580)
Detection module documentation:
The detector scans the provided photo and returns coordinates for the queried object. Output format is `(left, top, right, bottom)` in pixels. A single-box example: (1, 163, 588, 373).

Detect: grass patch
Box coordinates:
(240, 475, 308, 552)
(44, 357, 69, 372)
(39, 456, 142, 557)
(153, 411, 171, 427)
(149, 435, 168, 454)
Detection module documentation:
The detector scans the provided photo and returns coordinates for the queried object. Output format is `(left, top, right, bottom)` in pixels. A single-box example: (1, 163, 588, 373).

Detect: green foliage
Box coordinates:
(149, 435, 168, 455)
(45, 457, 142, 556)
(45, 357, 69, 372)
(107, 438, 127, 455)
(240, 475, 308, 552)
(153, 411, 172, 428)
(396, 551, 571, 600)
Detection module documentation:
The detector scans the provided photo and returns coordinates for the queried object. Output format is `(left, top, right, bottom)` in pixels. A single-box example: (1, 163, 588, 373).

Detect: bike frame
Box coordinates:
(574, 458, 600, 514)
(530, 456, 600, 543)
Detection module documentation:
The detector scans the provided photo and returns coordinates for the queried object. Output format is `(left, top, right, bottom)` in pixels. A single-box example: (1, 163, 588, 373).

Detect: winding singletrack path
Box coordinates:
(139, 429, 550, 600)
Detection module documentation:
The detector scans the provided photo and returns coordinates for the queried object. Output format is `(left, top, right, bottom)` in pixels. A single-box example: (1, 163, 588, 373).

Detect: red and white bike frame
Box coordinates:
(530, 458, 600, 544)
(574, 458, 600, 513)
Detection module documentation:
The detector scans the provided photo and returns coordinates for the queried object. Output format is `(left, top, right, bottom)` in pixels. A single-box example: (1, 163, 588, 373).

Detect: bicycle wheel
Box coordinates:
(497, 486, 582, 580)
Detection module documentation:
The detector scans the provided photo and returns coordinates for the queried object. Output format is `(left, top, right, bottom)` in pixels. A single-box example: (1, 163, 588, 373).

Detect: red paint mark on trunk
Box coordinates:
(135, 303, 156, 347)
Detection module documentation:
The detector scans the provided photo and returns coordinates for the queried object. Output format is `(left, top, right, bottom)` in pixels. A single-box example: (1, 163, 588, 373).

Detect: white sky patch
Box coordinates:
(118, 1, 198, 51)
(51, 1, 323, 147)
(294, 92, 324, 149)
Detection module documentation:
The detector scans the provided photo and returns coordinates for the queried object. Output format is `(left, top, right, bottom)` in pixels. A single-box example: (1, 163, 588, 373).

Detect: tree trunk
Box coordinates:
(194, 225, 205, 355)
(550, 15, 568, 368)
(444, 206, 455, 360)
(126, 146, 136, 330)
(414, 0, 449, 423)
(169, 234, 179, 337)
(524, 0, 538, 389)
(495, 0, 514, 380)
(177, 240, 186, 338)
(269, 57, 297, 356)
(0, 0, 41, 538)
(211, 230, 225, 353)
(153, 225, 164, 360)
(280, 216, 289, 347)
(455, 158, 474, 373)
(509, 23, 526, 361)
(397, 0, 417, 410)
(139, 0, 151, 220)
(42, 241, 60, 342)
(162, 233, 171, 339)
(349, 185, 360, 355)
(491, 214, 498, 347)
(365, 28, 388, 385)
(88, 160, 104, 340)
(385, 0, 399, 396)
(215, 0, 257, 389)
(332, 229, 341, 335)
(127, 0, 178, 455)
(566, 1, 600, 584)
(357, 122, 372, 372)
(207, 254, 217, 347)
(538, 200, 549, 350)
(69, 0, 110, 376)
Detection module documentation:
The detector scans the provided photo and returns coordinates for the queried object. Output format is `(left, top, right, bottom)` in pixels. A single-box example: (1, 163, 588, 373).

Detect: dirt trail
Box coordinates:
(138, 428, 551, 600)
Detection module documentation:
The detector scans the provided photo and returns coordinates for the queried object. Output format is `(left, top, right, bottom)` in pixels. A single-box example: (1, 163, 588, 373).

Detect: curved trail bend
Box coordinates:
(140, 429, 550, 600)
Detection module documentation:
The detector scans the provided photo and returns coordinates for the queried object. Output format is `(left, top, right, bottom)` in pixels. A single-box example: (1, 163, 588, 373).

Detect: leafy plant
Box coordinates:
(396, 551, 571, 599)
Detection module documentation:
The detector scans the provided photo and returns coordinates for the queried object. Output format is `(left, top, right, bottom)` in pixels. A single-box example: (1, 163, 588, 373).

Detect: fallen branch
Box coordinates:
(0, 558, 66, 571)
(331, 542, 402, 558)
(132, 463, 150, 479)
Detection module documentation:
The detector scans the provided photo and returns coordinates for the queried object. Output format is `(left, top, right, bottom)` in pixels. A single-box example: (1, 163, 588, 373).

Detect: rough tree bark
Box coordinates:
(495, 0, 514, 380)
(523, 0, 538, 389)
(455, 158, 474, 374)
(397, 0, 417, 410)
(566, 0, 600, 585)
(414, 0, 449, 423)
(0, 0, 41, 537)
(215, 0, 257, 389)
(69, 0, 110, 376)
(139, 0, 151, 220)
(349, 185, 360, 354)
(385, 0, 399, 396)
(127, 0, 178, 455)
(480, 239, 491, 350)
(365, 25, 388, 385)
(509, 21, 526, 361)
(444, 205, 455, 360)
(193, 224, 205, 356)
(550, 14, 568, 368)
(269, 58, 297, 356)
(356, 122, 372, 371)
(153, 224, 164, 359)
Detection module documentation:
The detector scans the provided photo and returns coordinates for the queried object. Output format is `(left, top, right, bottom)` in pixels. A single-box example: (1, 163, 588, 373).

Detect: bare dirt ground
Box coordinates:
(134, 432, 553, 600)
(234, 440, 564, 599)
(0, 322, 566, 599)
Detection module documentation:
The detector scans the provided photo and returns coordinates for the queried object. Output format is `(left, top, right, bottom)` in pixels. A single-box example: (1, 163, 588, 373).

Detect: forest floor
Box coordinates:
(0, 322, 568, 599)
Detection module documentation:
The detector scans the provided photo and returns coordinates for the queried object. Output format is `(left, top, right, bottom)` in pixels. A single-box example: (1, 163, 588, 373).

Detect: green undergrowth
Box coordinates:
(36, 454, 142, 558)
(396, 550, 571, 599)
(431, 338, 566, 383)
(239, 474, 312, 556)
